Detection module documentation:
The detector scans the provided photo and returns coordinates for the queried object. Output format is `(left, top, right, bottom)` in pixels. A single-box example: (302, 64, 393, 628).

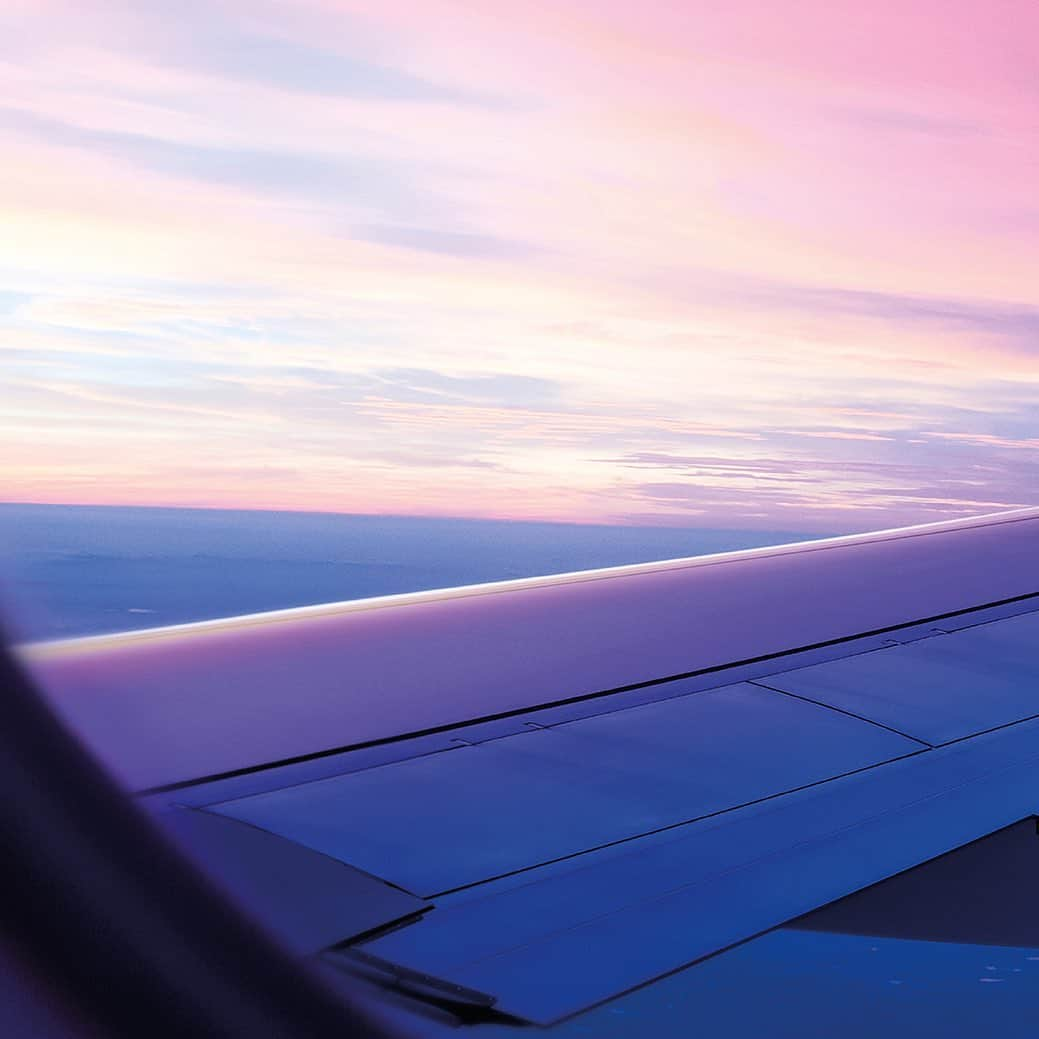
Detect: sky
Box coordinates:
(1, 0, 1038, 532)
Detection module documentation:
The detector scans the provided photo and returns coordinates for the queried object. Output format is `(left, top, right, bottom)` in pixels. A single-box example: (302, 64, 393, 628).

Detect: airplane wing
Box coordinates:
(18, 508, 1039, 1036)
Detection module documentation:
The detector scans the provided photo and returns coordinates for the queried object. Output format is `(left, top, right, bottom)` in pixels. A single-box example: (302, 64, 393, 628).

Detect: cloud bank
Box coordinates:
(1, 0, 1037, 530)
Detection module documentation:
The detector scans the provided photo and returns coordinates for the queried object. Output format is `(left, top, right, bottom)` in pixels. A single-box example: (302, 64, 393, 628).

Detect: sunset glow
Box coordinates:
(2, 0, 1038, 530)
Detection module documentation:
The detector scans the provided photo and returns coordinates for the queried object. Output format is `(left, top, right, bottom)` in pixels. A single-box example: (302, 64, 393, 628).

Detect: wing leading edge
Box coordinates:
(20, 506, 1039, 792)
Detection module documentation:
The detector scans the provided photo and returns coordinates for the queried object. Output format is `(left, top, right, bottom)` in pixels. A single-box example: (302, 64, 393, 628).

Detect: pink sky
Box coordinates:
(1, 0, 1038, 531)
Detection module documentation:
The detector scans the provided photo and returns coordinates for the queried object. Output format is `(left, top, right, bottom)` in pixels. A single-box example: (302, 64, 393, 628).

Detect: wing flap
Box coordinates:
(157, 807, 428, 954)
(758, 610, 1039, 744)
(354, 712, 1039, 1023)
(208, 681, 920, 896)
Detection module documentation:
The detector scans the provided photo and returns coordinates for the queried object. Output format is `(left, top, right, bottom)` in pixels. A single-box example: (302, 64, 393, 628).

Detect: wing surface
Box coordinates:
(16, 507, 1039, 1030)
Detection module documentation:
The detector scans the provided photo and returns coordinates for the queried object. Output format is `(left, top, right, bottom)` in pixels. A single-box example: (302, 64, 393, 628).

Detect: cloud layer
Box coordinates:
(2, 0, 1037, 530)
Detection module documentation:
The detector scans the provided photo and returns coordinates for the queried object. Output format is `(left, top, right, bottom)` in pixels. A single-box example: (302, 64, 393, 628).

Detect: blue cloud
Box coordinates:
(249, 366, 560, 409)
(174, 30, 506, 108)
(102, 1, 509, 108)
(678, 269, 1039, 351)
(0, 108, 451, 222)
(1, 0, 507, 109)
(372, 368, 560, 407)
(352, 224, 541, 260)
(0, 291, 30, 315)
(799, 288, 1039, 343)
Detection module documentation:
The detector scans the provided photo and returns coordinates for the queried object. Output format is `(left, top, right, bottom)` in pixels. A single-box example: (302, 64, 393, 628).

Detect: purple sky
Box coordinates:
(2, 0, 1038, 530)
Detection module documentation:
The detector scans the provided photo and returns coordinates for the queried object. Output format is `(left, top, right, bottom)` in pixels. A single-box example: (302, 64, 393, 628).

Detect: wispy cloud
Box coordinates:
(352, 225, 541, 260)
(2, 0, 1038, 529)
